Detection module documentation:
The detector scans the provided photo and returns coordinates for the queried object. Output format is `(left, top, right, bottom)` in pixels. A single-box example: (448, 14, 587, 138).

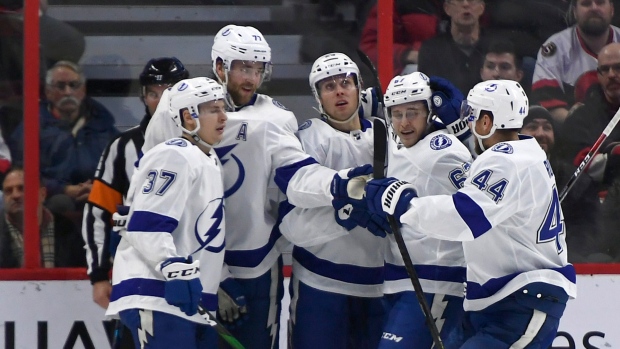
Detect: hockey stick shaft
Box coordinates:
(558, 107, 620, 202)
(373, 120, 445, 349)
(197, 305, 246, 349)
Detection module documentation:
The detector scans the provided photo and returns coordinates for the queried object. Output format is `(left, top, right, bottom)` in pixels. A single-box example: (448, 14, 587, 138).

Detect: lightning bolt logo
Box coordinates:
(430, 294, 448, 345)
(214, 144, 246, 198)
(137, 309, 154, 348)
(192, 198, 225, 254)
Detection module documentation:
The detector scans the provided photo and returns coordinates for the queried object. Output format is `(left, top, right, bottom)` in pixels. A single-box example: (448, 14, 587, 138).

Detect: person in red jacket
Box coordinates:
(359, 0, 443, 76)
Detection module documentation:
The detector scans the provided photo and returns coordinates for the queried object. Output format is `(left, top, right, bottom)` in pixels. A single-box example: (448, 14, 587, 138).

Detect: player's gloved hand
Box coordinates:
(330, 164, 373, 210)
(217, 277, 248, 329)
(429, 76, 471, 142)
(160, 256, 202, 316)
(110, 205, 129, 257)
(365, 178, 417, 224)
(359, 87, 382, 118)
(350, 209, 390, 237)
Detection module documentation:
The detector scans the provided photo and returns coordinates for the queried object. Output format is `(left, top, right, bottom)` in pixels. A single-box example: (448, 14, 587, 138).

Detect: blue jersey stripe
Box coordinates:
(128, 210, 178, 234)
(385, 263, 466, 283)
(110, 278, 218, 311)
(293, 246, 384, 285)
(466, 264, 576, 300)
(452, 192, 492, 238)
(274, 157, 319, 195)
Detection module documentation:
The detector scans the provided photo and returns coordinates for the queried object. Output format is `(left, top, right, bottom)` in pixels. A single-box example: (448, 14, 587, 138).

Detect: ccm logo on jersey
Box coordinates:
(382, 332, 403, 343)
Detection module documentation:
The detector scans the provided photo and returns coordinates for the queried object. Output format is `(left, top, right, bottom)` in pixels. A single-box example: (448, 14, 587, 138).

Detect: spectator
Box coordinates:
(554, 42, 620, 262)
(0, 167, 86, 268)
(521, 106, 556, 157)
(532, 0, 620, 124)
(9, 61, 119, 214)
(0, 0, 85, 140)
(359, 0, 443, 76)
(418, 0, 491, 95)
(480, 40, 525, 89)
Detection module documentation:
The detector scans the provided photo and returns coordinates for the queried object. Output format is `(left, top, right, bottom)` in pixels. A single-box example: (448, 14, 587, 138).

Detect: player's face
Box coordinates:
(521, 119, 555, 155)
(597, 45, 620, 104)
(142, 84, 170, 116)
(197, 99, 227, 146)
(44, 66, 86, 122)
(390, 101, 429, 148)
(225, 60, 265, 106)
(575, 0, 613, 36)
(444, 0, 485, 27)
(318, 73, 359, 122)
(480, 53, 523, 82)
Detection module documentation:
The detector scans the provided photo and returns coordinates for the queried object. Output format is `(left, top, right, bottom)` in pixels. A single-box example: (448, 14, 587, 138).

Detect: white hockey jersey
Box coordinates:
(213, 95, 337, 279)
(385, 130, 471, 297)
(401, 136, 577, 311)
(532, 25, 620, 109)
(106, 138, 225, 323)
(279, 117, 385, 297)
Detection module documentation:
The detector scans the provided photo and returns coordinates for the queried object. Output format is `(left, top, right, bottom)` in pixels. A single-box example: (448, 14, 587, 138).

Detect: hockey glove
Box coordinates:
(429, 76, 471, 142)
(217, 277, 249, 328)
(330, 164, 373, 210)
(365, 178, 417, 224)
(160, 256, 202, 316)
(110, 205, 129, 258)
(603, 142, 620, 184)
(350, 209, 390, 237)
(359, 87, 382, 118)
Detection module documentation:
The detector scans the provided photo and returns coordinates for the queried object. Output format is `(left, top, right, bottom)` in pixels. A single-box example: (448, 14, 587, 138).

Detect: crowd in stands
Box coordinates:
(1, 0, 620, 272)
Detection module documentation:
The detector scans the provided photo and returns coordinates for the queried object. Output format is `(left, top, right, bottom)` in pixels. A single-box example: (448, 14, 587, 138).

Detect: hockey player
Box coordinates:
(279, 52, 386, 349)
(82, 57, 188, 347)
(377, 72, 472, 349)
(364, 80, 577, 348)
(209, 25, 376, 348)
(106, 77, 227, 348)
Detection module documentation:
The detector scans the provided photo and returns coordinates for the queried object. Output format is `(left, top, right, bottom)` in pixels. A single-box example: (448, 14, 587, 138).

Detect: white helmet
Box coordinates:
(169, 77, 225, 147)
(462, 80, 528, 149)
(211, 25, 272, 107)
(384, 72, 432, 122)
(309, 52, 362, 124)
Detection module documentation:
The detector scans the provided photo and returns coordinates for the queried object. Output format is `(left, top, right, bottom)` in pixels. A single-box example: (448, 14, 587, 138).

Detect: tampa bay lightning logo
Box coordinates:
(178, 82, 188, 91)
(485, 83, 498, 92)
(192, 198, 225, 254)
(491, 142, 514, 154)
(432, 95, 442, 107)
(214, 144, 245, 198)
(273, 99, 289, 111)
(430, 134, 452, 150)
(165, 139, 187, 147)
(299, 120, 312, 130)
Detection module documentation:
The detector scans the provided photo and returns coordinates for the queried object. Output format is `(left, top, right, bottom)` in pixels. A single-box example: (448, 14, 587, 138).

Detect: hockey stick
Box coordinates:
(358, 49, 445, 349)
(558, 107, 620, 202)
(197, 305, 245, 349)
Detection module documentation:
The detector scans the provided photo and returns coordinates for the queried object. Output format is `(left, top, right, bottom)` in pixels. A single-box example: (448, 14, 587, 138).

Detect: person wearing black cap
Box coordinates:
(521, 106, 556, 157)
(81, 57, 189, 348)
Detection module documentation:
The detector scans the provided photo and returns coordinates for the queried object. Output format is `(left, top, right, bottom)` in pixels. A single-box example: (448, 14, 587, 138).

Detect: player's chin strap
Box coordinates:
(315, 98, 361, 125)
(183, 120, 220, 149)
(216, 70, 242, 111)
(471, 123, 496, 152)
